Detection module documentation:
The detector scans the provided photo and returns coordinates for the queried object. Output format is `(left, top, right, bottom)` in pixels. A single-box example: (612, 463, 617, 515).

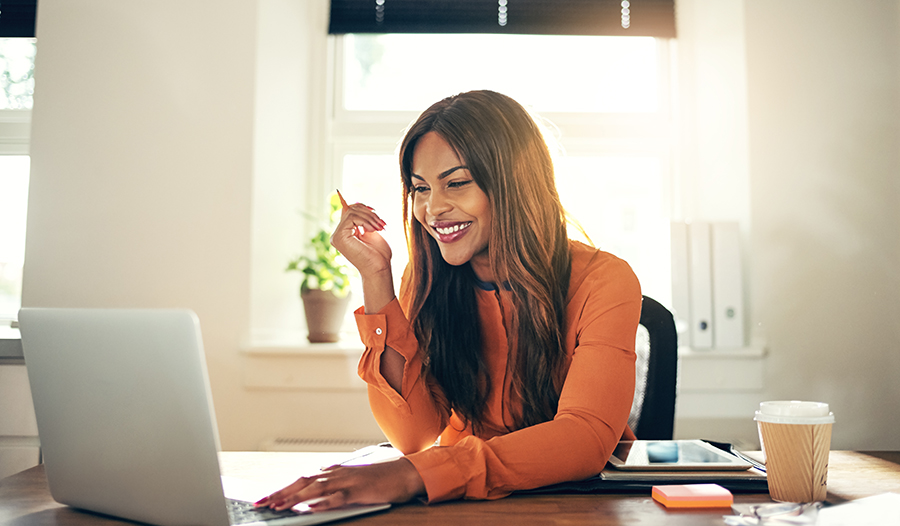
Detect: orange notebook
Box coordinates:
(652, 484, 734, 508)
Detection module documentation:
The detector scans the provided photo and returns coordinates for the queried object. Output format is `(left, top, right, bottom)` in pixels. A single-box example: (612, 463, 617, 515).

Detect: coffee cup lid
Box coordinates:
(754, 400, 835, 424)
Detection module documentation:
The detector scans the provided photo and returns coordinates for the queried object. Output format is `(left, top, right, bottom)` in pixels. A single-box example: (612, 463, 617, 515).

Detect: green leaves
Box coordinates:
(285, 193, 354, 297)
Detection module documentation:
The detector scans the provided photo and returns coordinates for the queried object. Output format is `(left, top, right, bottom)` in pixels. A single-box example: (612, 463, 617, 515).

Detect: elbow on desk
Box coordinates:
(383, 432, 439, 455)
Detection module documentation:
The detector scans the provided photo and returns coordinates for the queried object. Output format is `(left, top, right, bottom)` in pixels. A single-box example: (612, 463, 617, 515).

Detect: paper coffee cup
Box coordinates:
(755, 401, 834, 503)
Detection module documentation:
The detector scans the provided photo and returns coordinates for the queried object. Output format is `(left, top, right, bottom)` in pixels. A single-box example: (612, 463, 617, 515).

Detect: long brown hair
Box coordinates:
(400, 90, 571, 433)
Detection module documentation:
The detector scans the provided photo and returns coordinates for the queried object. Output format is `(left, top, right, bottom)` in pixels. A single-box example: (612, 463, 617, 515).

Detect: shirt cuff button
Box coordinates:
(375, 328, 383, 335)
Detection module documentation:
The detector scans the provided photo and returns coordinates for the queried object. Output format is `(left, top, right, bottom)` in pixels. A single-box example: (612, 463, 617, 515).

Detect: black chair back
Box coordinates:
(629, 295, 678, 440)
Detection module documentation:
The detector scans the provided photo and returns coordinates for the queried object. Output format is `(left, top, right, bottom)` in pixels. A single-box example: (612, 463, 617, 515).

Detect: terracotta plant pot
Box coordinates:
(301, 289, 351, 343)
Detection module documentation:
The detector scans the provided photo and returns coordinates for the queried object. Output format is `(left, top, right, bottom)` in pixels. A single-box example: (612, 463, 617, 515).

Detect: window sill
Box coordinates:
(244, 335, 364, 358)
(241, 334, 366, 391)
(0, 327, 24, 364)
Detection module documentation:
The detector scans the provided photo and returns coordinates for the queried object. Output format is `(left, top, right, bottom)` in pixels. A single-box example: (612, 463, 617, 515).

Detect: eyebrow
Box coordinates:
(411, 165, 469, 181)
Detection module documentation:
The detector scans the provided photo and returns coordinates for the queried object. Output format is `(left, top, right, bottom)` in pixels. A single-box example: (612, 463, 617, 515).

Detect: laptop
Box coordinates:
(18, 307, 390, 526)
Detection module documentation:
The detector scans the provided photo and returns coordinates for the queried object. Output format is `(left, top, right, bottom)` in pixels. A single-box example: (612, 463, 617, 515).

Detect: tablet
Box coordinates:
(607, 440, 753, 471)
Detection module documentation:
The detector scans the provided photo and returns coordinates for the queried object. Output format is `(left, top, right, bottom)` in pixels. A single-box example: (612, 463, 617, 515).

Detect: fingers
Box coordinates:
(254, 475, 317, 509)
(339, 203, 386, 236)
(303, 489, 349, 511)
(255, 460, 421, 512)
(261, 472, 347, 512)
(295, 476, 350, 510)
(334, 191, 386, 236)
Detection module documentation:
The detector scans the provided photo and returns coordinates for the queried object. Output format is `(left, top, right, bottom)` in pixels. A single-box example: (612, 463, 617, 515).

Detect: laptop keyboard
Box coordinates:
(227, 498, 305, 524)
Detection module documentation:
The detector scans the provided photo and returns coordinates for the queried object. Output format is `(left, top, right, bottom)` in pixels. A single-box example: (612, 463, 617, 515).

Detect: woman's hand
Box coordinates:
(332, 194, 397, 313)
(254, 458, 425, 512)
(330, 199, 392, 279)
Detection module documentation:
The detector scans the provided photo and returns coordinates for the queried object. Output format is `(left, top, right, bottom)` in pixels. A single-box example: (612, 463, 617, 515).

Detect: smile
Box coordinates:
(433, 222, 472, 235)
(431, 221, 473, 242)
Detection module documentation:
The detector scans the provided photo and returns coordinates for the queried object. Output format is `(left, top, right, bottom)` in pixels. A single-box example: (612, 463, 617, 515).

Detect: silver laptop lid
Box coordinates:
(19, 308, 231, 526)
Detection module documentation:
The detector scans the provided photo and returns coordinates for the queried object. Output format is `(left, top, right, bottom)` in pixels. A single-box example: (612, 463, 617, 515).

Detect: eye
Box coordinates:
(412, 185, 430, 194)
(447, 179, 473, 189)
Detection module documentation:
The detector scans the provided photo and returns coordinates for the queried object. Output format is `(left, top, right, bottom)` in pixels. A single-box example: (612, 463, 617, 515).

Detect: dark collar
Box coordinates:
(474, 278, 511, 291)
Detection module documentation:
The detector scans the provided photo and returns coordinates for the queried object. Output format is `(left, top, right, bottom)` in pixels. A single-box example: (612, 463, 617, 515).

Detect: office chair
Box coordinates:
(627, 295, 678, 440)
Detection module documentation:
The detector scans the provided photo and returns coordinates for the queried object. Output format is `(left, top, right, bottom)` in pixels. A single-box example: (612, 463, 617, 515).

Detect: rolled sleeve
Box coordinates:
(405, 446, 470, 503)
(356, 299, 423, 414)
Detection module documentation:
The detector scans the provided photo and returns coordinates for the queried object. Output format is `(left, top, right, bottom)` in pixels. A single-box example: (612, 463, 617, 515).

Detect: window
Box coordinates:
(0, 38, 36, 324)
(341, 34, 660, 113)
(326, 33, 674, 307)
(0, 38, 35, 110)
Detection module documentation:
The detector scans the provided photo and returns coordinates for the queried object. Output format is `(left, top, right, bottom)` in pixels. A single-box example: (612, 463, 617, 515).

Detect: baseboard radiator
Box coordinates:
(259, 437, 385, 452)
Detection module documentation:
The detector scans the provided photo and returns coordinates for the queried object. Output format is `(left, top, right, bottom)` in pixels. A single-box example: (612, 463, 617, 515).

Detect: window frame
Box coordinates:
(323, 35, 678, 200)
(0, 109, 31, 155)
(319, 34, 680, 291)
(327, 36, 677, 133)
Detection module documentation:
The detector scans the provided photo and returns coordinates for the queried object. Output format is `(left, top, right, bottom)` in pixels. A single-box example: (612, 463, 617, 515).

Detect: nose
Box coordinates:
(425, 189, 452, 217)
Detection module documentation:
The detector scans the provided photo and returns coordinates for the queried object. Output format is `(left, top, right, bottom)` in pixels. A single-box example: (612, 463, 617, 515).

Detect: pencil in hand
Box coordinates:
(336, 189, 383, 236)
(336, 189, 349, 210)
(336, 189, 363, 236)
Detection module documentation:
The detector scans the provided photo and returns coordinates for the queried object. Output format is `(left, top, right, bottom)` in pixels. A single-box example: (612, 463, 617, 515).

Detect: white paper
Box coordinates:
(816, 492, 900, 526)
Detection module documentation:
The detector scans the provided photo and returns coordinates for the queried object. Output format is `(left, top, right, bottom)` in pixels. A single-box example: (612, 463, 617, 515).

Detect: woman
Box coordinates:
(257, 90, 641, 511)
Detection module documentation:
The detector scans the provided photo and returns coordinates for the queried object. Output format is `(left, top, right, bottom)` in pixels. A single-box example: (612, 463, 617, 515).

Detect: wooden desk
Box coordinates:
(1, 451, 898, 526)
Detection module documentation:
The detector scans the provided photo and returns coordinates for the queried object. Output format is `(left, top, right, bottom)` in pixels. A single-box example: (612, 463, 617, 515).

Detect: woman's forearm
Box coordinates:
(361, 268, 395, 315)
(361, 268, 404, 393)
(379, 345, 404, 394)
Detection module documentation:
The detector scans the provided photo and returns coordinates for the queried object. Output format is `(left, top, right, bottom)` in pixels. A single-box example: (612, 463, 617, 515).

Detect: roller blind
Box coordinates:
(0, 0, 37, 37)
(329, 0, 675, 38)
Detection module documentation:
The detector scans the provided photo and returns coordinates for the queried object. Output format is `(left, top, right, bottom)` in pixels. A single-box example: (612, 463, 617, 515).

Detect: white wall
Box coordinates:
(251, 0, 320, 338)
(746, 0, 900, 449)
(676, 0, 751, 227)
(24, 0, 257, 449)
(24, 0, 383, 450)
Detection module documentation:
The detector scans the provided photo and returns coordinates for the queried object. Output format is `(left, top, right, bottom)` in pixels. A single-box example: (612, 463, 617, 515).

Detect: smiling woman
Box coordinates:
(256, 90, 642, 511)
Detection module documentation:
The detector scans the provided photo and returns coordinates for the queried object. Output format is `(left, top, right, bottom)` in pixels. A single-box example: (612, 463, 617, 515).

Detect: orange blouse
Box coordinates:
(355, 240, 641, 502)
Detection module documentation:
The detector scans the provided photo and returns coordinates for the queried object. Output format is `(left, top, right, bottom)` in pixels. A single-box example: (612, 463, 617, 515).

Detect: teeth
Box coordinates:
(435, 223, 470, 235)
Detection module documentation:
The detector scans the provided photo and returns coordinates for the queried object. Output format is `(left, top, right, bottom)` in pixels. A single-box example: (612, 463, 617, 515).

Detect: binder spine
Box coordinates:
(670, 222, 691, 343)
(688, 222, 713, 349)
(712, 222, 745, 348)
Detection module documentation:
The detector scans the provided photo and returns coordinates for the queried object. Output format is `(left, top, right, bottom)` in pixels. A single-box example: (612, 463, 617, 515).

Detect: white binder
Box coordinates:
(670, 222, 691, 342)
(712, 222, 745, 348)
(688, 221, 713, 349)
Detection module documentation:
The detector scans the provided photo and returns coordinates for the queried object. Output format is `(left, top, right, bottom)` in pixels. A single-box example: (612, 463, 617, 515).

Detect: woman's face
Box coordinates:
(411, 131, 493, 282)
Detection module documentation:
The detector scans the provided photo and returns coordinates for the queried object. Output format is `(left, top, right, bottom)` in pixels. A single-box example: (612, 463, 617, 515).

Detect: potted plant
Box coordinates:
(285, 193, 354, 343)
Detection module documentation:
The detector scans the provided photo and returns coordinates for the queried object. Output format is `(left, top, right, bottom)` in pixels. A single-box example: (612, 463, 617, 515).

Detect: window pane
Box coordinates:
(344, 34, 659, 113)
(341, 154, 408, 290)
(0, 156, 30, 321)
(555, 155, 670, 307)
(0, 38, 37, 110)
